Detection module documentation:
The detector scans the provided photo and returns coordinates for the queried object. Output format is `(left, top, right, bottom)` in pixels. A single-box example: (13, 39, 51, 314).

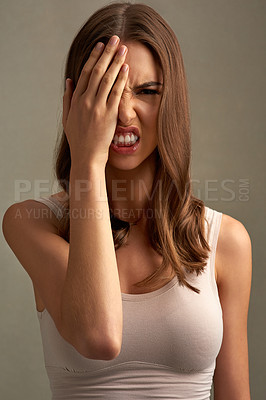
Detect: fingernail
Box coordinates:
(118, 46, 127, 56)
(109, 35, 119, 46)
(95, 42, 104, 51)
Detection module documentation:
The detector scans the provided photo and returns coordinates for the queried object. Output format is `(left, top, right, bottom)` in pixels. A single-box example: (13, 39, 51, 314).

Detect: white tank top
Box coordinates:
(34, 196, 223, 400)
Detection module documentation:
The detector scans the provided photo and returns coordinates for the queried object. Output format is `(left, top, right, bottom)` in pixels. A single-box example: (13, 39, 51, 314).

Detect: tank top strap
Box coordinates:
(34, 196, 65, 221)
(204, 206, 223, 254)
(204, 205, 223, 294)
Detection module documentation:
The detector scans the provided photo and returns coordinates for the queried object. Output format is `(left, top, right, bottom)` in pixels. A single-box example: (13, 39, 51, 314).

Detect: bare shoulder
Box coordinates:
(3, 190, 67, 232)
(2, 191, 69, 315)
(216, 213, 252, 288)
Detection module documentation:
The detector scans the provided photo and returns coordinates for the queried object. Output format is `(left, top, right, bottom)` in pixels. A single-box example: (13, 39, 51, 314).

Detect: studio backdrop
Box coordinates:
(0, 1, 265, 399)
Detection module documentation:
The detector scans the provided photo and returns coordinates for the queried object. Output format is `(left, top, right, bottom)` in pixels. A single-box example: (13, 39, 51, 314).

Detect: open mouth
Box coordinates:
(112, 137, 139, 147)
(112, 134, 140, 147)
(110, 135, 140, 154)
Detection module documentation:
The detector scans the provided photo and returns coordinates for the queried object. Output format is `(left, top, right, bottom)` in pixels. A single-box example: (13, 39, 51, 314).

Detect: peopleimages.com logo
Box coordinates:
(191, 178, 250, 202)
(13, 177, 250, 203)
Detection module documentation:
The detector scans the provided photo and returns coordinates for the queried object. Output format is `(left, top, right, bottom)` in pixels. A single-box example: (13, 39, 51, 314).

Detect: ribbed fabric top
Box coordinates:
(34, 196, 223, 400)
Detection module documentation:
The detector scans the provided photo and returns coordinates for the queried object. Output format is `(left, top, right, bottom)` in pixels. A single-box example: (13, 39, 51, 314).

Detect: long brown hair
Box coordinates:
(53, 1, 210, 294)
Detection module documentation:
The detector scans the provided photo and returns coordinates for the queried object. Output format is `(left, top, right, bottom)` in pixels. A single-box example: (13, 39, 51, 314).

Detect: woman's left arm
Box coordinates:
(213, 214, 252, 400)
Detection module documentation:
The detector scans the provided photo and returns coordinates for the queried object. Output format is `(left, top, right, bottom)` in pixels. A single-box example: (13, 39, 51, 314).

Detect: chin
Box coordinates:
(107, 157, 141, 171)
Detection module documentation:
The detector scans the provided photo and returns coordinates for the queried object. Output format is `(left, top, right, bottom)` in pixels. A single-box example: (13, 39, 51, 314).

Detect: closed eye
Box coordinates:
(138, 89, 160, 95)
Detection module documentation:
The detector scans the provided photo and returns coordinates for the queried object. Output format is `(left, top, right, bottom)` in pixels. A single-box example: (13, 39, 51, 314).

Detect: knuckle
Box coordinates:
(112, 88, 121, 97)
(92, 106, 102, 119)
(82, 97, 92, 110)
(93, 65, 103, 76)
(81, 67, 90, 76)
(113, 56, 122, 66)
(104, 46, 112, 55)
(102, 74, 111, 85)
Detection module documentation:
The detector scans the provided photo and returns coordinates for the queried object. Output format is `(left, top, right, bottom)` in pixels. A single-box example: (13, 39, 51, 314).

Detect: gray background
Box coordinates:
(1, 0, 265, 399)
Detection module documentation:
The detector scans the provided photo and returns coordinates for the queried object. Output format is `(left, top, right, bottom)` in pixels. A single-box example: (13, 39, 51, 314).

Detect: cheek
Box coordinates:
(142, 108, 159, 148)
(140, 102, 159, 127)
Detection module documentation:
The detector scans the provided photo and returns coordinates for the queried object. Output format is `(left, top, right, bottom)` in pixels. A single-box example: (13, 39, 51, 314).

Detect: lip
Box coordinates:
(114, 126, 140, 138)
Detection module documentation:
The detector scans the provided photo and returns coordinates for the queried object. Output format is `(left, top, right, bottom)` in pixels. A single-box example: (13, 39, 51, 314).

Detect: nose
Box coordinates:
(117, 93, 136, 126)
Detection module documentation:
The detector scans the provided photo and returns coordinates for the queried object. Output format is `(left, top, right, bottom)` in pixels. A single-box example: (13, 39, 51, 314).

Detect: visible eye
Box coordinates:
(138, 89, 160, 95)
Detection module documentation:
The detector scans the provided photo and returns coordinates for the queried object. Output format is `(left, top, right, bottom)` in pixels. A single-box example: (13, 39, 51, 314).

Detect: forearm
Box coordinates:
(60, 163, 122, 358)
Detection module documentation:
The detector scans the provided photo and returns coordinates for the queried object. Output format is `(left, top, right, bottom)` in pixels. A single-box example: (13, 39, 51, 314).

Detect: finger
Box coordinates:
(107, 64, 129, 110)
(74, 42, 105, 98)
(95, 45, 128, 102)
(62, 78, 72, 130)
(85, 35, 121, 99)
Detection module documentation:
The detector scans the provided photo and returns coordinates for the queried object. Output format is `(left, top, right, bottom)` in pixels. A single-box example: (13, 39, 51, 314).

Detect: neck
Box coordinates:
(105, 151, 157, 225)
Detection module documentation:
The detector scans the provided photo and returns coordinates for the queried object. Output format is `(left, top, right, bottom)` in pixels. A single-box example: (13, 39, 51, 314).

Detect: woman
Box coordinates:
(2, 2, 252, 399)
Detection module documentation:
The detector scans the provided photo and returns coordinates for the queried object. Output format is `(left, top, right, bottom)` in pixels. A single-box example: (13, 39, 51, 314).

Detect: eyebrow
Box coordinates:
(132, 81, 163, 90)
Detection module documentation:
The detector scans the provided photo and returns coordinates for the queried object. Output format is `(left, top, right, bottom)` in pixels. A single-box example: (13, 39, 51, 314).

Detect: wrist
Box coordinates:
(70, 161, 106, 178)
(69, 163, 106, 200)
(70, 152, 108, 172)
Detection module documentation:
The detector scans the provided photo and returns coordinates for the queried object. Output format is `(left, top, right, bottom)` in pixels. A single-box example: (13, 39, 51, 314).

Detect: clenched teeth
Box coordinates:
(112, 133, 139, 146)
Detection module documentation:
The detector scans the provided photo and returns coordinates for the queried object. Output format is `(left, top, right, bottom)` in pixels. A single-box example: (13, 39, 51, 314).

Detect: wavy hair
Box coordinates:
(53, 1, 210, 294)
